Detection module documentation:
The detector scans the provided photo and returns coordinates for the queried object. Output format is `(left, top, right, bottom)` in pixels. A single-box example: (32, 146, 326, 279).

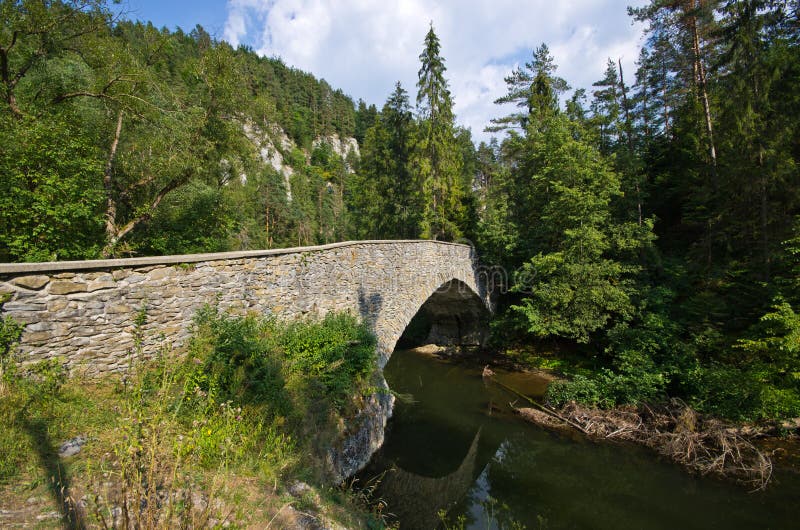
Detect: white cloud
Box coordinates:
(224, 0, 648, 143)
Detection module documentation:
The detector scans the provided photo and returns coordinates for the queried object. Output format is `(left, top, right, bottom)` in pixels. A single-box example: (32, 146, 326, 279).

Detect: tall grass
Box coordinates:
(0, 305, 379, 528)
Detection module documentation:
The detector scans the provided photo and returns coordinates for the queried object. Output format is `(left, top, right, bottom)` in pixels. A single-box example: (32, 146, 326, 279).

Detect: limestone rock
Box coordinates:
(49, 281, 87, 295)
(11, 275, 50, 290)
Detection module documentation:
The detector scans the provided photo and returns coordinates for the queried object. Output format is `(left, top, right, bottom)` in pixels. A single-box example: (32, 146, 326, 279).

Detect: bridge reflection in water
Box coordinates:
(372, 429, 481, 529)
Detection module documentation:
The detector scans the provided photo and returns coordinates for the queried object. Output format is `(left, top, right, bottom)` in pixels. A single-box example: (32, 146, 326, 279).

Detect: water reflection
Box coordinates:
(360, 350, 800, 530)
(374, 430, 481, 528)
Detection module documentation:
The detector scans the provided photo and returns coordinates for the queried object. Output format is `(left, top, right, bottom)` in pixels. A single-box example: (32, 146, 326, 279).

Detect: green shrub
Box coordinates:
(0, 310, 23, 388)
(687, 364, 763, 421)
(280, 312, 376, 409)
(546, 375, 602, 407)
(758, 385, 800, 420)
(188, 306, 288, 412)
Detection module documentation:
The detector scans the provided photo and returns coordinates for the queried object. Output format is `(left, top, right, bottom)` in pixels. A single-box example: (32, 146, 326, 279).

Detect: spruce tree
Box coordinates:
(350, 82, 417, 239)
(412, 24, 464, 241)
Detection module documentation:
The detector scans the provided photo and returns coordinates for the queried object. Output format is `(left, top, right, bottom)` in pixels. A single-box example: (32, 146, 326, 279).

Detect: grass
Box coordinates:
(0, 305, 390, 528)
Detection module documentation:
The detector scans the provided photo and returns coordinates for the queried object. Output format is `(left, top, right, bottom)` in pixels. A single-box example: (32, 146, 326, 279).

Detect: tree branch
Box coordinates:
(114, 171, 192, 242)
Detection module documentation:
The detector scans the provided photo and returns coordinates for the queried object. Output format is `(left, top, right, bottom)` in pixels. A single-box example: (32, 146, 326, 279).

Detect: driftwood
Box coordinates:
(516, 399, 773, 490)
(481, 368, 773, 489)
(483, 368, 589, 434)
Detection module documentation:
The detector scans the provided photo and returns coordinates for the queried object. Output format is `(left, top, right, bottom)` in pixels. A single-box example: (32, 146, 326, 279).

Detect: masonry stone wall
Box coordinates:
(0, 240, 490, 480)
(0, 240, 487, 373)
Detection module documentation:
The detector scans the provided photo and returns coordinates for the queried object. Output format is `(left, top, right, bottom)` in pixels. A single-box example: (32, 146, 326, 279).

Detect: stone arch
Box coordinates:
(374, 276, 490, 368)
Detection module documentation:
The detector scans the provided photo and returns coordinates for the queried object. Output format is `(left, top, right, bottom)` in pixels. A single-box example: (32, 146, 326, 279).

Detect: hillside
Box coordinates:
(0, 8, 376, 261)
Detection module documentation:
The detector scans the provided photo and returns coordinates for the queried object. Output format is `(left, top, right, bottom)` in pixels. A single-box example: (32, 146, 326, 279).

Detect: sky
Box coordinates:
(124, 0, 649, 143)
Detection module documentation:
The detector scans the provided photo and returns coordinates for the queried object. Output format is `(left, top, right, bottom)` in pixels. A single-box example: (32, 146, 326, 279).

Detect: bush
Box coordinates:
(280, 312, 376, 409)
(187, 306, 376, 414)
(0, 303, 23, 390)
(188, 306, 288, 412)
(546, 375, 602, 408)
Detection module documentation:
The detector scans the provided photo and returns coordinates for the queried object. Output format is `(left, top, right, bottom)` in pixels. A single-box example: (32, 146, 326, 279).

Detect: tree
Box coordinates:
(510, 113, 652, 342)
(488, 43, 569, 132)
(590, 59, 623, 155)
(354, 98, 377, 145)
(0, 0, 109, 118)
(349, 82, 418, 239)
(412, 24, 465, 241)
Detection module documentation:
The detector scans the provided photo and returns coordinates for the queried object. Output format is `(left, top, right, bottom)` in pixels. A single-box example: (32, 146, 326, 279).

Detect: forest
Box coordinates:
(1, 0, 799, 423)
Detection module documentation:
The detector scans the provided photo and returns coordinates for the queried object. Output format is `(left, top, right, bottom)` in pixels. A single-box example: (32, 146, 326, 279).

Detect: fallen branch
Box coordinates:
(484, 368, 589, 434)
(517, 399, 773, 490)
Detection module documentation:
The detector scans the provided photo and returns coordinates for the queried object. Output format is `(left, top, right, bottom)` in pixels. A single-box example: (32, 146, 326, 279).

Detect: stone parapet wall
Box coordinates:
(0, 240, 487, 374)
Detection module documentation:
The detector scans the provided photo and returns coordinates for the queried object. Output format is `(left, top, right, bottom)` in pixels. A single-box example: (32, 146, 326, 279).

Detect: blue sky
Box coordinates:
(122, 1, 648, 143)
(123, 1, 229, 38)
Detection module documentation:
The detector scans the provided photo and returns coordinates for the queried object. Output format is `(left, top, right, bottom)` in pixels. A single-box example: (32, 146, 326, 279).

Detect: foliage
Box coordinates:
(475, 1, 800, 422)
(0, 307, 380, 526)
(0, 114, 105, 261)
(187, 306, 375, 416)
(412, 25, 467, 241)
(279, 312, 377, 409)
(0, 306, 23, 389)
(2, 0, 800, 425)
(508, 113, 651, 343)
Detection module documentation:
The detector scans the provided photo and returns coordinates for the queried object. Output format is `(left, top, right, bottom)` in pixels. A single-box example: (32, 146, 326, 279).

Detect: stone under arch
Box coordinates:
(395, 278, 489, 351)
(371, 273, 490, 369)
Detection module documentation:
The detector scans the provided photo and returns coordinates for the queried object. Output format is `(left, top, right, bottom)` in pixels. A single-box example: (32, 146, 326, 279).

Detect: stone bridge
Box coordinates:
(0, 240, 495, 479)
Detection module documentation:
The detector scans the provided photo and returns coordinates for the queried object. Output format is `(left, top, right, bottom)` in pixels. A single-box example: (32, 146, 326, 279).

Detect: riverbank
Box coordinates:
(0, 308, 388, 529)
(363, 347, 800, 529)
(486, 358, 799, 490)
(412, 343, 800, 490)
(512, 401, 776, 490)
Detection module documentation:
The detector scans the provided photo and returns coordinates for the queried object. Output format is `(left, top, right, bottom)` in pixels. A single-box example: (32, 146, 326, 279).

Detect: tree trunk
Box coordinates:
(662, 57, 670, 134)
(0, 45, 23, 118)
(102, 110, 124, 257)
(759, 149, 770, 282)
(618, 58, 634, 153)
(689, 6, 718, 176)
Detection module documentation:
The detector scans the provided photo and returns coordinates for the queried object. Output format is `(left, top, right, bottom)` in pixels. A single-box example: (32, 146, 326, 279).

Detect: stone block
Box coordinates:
(106, 303, 132, 314)
(3, 302, 46, 311)
(11, 275, 50, 290)
(50, 281, 87, 295)
(25, 330, 53, 343)
(87, 280, 116, 292)
(47, 299, 69, 312)
(147, 267, 174, 280)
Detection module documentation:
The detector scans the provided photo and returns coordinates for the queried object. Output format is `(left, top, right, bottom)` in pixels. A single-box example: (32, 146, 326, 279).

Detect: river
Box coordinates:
(358, 349, 800, 529)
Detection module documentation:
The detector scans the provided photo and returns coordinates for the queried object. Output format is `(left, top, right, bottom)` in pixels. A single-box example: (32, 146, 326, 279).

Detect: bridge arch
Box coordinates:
(377, 278, 489, 362)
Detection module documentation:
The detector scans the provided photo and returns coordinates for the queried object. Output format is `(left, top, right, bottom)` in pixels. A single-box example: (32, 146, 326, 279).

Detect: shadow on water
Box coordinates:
(19, 407, 84, 529)
(374, 429, 482, 528)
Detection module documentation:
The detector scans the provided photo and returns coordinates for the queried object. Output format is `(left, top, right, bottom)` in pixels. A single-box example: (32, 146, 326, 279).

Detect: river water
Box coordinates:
(358, 349, 800, 529)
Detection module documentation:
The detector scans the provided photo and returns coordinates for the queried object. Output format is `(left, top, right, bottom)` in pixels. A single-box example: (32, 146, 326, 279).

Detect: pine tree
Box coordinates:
(412, 24, 465, 241)
(511, 112, 652, 343)
(350, 82, 418, 239)
(488, 43, 569, 132)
